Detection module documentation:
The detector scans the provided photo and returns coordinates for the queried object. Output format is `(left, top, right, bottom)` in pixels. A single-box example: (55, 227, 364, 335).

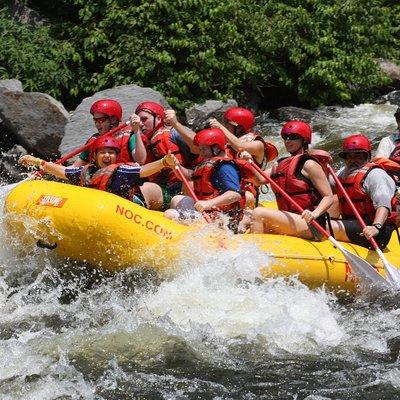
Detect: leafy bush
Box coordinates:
(0, 7, 82, 105)
(1, 1, 400, 110)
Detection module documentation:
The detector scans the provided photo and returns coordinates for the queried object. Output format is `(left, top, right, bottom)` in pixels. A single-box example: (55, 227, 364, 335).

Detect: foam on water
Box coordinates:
(315, 103, 398, 139)
(136, 236, 346, 358)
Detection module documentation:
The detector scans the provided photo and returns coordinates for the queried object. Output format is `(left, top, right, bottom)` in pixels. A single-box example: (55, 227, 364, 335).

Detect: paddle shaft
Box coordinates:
(55, 121, 129, 165)
(174, 166, 212, 223)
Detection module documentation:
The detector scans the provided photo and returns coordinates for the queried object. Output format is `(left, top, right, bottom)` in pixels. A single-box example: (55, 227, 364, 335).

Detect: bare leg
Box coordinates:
(250, 206, 316, 240)
(164, 195, 200, 223)
(139, 182, 163, 210)
(237, 191, 256, 233)
(329, 220, 351, 242)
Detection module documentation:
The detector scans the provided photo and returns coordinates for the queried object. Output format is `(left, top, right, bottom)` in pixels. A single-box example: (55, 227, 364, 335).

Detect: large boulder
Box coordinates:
(184, 99, 238, 132)
(60, 84, 170, 156)
(270, 106, 316, 122)
(0, 85, 69, 159)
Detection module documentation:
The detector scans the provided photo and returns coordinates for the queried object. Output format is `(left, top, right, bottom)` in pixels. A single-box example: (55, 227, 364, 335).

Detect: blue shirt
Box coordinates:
(170, 128, 198, 163)
(211, 161, 241, 194)
(65, 164, 143, 199)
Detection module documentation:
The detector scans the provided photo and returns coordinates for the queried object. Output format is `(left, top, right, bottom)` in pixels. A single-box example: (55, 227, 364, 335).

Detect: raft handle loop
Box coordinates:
(36, 240, 57, 250)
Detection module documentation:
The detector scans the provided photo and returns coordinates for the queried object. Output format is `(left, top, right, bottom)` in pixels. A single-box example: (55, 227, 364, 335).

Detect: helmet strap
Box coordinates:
(109, 116, 119, 128)
(211, 145, 220, 157)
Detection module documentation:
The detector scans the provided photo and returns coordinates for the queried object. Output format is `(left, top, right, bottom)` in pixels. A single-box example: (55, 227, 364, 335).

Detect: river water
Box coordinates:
(1, 103, 400, 399)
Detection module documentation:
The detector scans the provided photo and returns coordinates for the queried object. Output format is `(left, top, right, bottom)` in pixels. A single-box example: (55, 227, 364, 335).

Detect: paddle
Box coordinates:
(54, 121, 129, 165)
(173, 165, 212, 223)
(2, 120, 131, 198)
(26, 121, 130, 181)
(248, 160, 390, 288)
(327, 164, 400, 288)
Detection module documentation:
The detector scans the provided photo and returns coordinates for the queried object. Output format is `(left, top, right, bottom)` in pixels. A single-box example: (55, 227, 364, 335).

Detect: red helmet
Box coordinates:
(338, 134, 371, 158)
(90, 99, 122, 121)
(193, 128, 227, 151)
(135, 101, 165, 118)
(224, 107, 255, 132)
(281, 121, 312, 144)
(91, 136, 121, 155)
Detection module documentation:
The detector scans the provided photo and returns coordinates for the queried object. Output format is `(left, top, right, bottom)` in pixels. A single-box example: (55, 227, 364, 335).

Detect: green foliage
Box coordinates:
(1, 0, 400, 110)
(0, 7, 82, 104)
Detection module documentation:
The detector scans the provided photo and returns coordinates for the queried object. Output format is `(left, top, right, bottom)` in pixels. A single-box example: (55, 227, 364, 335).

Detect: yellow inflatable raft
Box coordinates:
(3, 180, 400, 293)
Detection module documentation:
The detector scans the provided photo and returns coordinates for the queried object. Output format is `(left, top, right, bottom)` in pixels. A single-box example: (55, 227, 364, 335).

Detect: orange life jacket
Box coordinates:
(142, 126, 186, 185)
(114, 127, 134, 163)
(338, 162, 397, 224)
(80, 162, 140, 198)
(270, 154, 323, 213)
(191, 157, 254, 214)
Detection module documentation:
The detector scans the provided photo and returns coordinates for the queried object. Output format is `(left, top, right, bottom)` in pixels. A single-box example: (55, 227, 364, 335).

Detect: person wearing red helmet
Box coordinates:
(250, 120, 335, 240)
(328, 134, 397, 249)
(209, 107, 278, 210)
(164, 128, 258, 230)
(74, 99, 147, 167)
(19, 136, 179, 209)
(135, 101, 194, 209)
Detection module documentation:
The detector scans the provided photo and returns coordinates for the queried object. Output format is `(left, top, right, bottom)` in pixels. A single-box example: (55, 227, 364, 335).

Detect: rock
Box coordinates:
(60, 84, 170, 156)
(387, 90, 400, 106)
(0, 120, 15, 152)
(184, 99, 238, 131)
(0, 79, 23, 92)
(0, 89, 69, 159)
(270, 106, 316, 122)
(0, 145, 27, 184)
(376, 58, 400, 82)
(0, 80, 24, 153)
(9, 1, 44, 26)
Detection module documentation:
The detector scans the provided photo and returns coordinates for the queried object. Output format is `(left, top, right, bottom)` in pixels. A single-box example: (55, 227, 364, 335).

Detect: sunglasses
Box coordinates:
(282, 134, 302, 141)
(93, 116, 109, 124)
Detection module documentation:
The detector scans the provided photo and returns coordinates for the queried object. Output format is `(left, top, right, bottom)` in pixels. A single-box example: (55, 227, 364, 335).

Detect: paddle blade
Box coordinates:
(377, 248, 400, 288)
(341, 246, 390, 288)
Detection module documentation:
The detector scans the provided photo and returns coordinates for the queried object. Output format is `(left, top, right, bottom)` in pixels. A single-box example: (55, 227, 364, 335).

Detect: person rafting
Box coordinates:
(74, 99, 147, 166)
(328, 134, 397, 249)
(208, 107, 278, 209)
(375, 106, 400, 159)
(19, 136, 179, 210)
(250, 120, 334, 240)
(164, 128, 258, 231)
(135, 101, 193, 209)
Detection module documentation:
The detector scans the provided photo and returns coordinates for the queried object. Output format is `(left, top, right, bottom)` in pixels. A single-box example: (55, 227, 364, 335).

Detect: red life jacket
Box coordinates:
(114, 127, 134, 163)
(142, 126, 186, 185)
(80, 162, 140, 198)
(270, 154, 323, 213)
(338, 162, 397, 224)
(225, 132, 277, 198)
(192, 157, 253, 213)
